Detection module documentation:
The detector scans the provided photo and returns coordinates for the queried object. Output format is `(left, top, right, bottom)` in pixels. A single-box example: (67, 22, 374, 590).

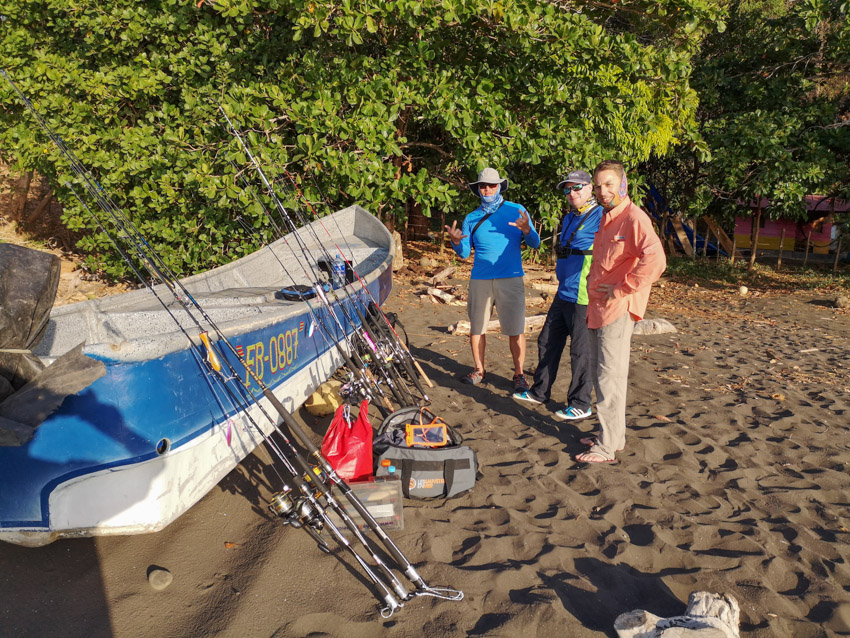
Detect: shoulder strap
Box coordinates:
(556, 212, 594, 258)
(560, 213, 584, 247)
(469, 201, 506, 248)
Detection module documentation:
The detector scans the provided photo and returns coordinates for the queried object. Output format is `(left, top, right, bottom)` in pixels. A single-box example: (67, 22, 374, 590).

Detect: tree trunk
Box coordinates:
(24, 190, 53, 225)
(439, 209, 446, 257)
(804, 229, 812, 267)
(748, 201, 762, 270)
(407, 200, 430, 240)
(10, 171, 33, 221)
(659, 210, 670, 254)
(834, 237, 843, 273)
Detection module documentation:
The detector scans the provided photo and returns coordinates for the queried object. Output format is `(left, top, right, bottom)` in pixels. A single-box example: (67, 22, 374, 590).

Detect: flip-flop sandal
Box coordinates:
(578, 436, 624, 452)
(575, 451, 618, 465)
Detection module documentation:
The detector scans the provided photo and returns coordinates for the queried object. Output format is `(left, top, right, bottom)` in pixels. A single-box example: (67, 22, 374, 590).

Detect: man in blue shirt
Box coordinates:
(445, 167, 541, 389)
(513, 170, 603, 421)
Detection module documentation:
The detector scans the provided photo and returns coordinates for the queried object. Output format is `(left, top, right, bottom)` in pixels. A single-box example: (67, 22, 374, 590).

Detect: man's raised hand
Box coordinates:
(508, 208, 531, 235)
(445, 220, 467, 246)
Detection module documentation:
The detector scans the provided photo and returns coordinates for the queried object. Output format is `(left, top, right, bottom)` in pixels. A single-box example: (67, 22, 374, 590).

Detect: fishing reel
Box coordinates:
(339, 378, 370, 403)
(268, 485, 323, 532)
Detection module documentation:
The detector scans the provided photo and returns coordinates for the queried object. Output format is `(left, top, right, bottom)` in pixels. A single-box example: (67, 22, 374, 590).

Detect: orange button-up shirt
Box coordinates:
(586, 197, 666, 329)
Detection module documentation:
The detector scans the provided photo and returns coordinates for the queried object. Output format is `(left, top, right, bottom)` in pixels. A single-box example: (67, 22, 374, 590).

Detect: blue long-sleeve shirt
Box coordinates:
(452, 201, 540, 280)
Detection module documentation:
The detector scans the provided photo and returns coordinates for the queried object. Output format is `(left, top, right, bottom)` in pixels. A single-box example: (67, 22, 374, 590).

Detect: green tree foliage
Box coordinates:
(1, 0, 724, 277)
(648, 0, 850, 224)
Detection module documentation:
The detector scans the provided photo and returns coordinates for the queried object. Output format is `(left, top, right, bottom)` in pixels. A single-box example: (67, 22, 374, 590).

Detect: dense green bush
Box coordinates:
(646, 0, 850, 226)
(0, 0, 724, 277)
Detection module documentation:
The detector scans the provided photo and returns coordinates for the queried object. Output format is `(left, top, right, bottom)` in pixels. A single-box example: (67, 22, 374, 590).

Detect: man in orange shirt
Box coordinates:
(575, 160, 666, 464)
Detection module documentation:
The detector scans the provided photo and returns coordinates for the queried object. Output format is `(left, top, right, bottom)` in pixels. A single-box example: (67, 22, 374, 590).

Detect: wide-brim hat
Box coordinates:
(468, 167, 509, 196)
(557, 169, 592, 190)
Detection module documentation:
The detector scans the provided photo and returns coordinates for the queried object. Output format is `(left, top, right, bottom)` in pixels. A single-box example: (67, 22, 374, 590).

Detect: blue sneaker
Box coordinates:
(554, 406, 591, 421)
(512, 390, 542, 405)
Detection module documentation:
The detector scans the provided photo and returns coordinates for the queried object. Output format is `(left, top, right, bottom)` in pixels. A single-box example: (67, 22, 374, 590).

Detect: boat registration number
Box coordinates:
(244, 327, 300, 386)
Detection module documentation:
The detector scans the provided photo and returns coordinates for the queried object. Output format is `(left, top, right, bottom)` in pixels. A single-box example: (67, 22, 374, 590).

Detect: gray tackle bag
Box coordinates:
(373, 406, 478, 499)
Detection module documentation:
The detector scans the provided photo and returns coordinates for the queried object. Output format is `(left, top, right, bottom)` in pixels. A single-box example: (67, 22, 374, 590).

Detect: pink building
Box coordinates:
(734, 195, 849, 254)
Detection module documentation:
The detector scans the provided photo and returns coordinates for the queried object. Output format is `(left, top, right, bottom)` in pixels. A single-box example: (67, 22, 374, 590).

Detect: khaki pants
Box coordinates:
(588, 312, 635, 458)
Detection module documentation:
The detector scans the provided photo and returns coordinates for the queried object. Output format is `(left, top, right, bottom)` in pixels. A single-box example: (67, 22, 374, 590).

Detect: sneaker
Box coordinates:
(462, 369, 486, 385)
(512, 390, 543, 405)
(512, 373, 530, 392)
(554, 406, 592, 421)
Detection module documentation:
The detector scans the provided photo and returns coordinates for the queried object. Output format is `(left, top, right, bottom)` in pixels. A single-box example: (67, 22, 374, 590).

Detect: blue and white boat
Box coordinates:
(0, 205, 393, 547)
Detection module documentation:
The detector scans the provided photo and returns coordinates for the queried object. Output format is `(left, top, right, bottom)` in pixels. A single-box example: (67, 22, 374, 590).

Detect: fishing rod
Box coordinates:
(278, 170, 433, 401)
(272, 165, 433, 400)
(4, 71, 462, 612)
(65, 182, 344, 557)
(221, 111, 421, 410)
(266, 169, 428, 402)
(36, 127, 410, 615)
(221, 123, 422, 412)
(228, 164, 411, 412)
(232, 211, 394, 414)
(230, 169, 410, 412)
(296, 167, 432, 392)
(217, 107, 461, 599)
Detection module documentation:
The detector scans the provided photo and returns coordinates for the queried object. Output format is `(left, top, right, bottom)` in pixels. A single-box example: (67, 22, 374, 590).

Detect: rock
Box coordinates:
(738, 286, 748, 296)
(391, 231, 404, 272)
(304, 379, 343, 416)
(148, 568, 173, 591)
(419, 256, 431, 268)
(835, 296, 849, 309)
(633, 318, 677, 335)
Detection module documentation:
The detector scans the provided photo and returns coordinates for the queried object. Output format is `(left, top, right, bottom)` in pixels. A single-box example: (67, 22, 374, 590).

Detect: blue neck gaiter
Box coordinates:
(480, 186, 504, 214)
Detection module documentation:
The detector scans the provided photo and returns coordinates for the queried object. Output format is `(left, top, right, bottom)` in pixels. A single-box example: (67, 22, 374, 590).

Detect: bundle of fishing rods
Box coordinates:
(2, 70, 461, 617)
(220, 107, 433, 417)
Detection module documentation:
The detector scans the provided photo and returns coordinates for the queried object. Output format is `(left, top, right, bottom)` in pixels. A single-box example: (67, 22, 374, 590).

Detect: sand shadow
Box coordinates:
(806, 299, 836, 308)
(0, 538, 111, 637)
(409, 342, 591, 453)
(538, 558, 693, 635)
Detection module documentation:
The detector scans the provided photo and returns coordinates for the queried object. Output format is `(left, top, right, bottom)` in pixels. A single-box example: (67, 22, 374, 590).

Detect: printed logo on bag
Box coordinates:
(411, 477, 446, 491)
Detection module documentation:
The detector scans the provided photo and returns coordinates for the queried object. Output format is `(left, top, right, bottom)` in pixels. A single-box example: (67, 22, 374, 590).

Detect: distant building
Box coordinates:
(734, 195, 849, 254)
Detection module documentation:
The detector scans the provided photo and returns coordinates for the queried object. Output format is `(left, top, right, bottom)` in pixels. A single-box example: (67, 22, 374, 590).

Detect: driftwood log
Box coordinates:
(427, 287, 456, 303)
(449, 314, 547, 336)
(427, 266, 455, 286)
(614, 591, 740, 638)
(531, 281, 559, 294)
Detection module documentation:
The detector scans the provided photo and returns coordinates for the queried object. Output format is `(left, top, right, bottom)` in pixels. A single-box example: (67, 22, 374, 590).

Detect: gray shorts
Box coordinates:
(467, 277, 526, 336)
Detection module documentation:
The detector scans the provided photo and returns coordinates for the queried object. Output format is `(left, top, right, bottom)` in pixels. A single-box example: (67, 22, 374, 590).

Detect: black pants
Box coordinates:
(528, 296, 592, 410)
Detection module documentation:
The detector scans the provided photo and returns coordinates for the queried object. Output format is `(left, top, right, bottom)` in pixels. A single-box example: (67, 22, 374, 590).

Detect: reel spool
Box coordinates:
(268, 485, 324, 532)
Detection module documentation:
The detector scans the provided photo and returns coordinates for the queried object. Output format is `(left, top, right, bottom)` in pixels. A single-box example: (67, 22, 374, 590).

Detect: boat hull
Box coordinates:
(0, 206, 392, 546)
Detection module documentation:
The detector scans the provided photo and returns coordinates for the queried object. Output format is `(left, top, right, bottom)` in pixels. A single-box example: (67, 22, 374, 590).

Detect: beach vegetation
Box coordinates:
(664, 255, 850, 292)
(0, 0, 725, 278)
(645, 0, 850, 227)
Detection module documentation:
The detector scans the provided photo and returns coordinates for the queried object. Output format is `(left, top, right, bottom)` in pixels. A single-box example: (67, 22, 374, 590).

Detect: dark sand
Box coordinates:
(2, 266, 850, 637)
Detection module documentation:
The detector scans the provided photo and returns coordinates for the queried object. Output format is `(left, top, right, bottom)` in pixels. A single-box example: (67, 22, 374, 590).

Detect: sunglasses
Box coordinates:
(563, 184, 585, 193)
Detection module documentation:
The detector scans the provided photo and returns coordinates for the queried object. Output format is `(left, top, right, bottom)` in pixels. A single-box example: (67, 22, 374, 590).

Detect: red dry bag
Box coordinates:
(321, 400, 373, 481)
